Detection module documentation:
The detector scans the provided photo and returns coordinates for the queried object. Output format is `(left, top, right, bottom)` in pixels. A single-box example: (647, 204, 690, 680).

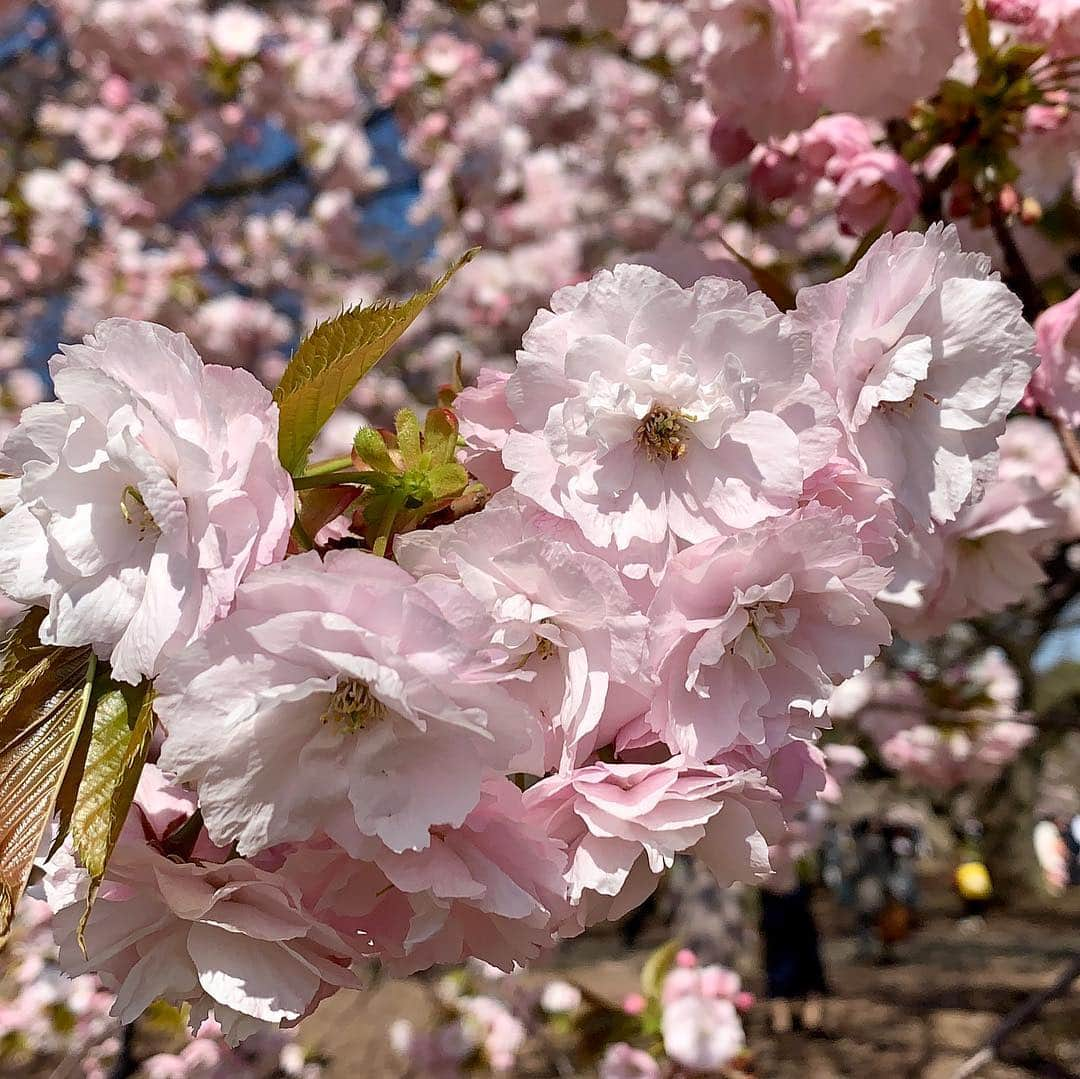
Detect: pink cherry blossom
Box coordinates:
(396, 490, 651, 770)
(155, 549, 539, 856)
(523, 759, 784, 929)
(496, 264, 836, 558)
(790, 225, 1038, 530)
(647, 505, 891, 761)
(708, 118, 756, 167)
(801, 0, 964, 119)
(458, 995, 526, 1072)
(987, 0, 1039, 23)
(1031, 289, 1080, 427)
(290, 777, 569, 976)
(999, 416, 1071, 492)
(599, 1043, 662, 1079)
(0, 318, 293, 683)
(44, 768, 363, 1045)
(799, 455, 898, 563)
(693, 0, 817, 141)
(881, 472, 1064, 638)
(661, 995, 746, 1072)
(835, 150, 921, 236)
(879, 720, 1036, 790)
(798, 114, 877, 179)
(1022, 0, 1080, 58)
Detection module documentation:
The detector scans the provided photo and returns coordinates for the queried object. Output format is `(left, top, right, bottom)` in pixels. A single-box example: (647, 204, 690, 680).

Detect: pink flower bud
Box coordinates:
(834, 150, 920, 236)
(623, 993, 648, 1016)
(735, 991, 755, 1012)
(100, 75, 132, 110)
(675, 948, 698, 969)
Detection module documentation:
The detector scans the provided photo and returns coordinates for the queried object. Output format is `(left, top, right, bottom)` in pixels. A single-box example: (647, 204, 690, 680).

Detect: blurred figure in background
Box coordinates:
(955, 818, 994, 927)
(1033, 815, 1069, 895)
(759, 805, 829, 1033)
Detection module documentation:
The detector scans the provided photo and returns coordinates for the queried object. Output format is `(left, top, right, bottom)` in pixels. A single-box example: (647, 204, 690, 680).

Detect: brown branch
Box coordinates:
(987, 202, 1047, 322)
(949, 954, 1080, 1079)
(1055, 416, 1080, 476)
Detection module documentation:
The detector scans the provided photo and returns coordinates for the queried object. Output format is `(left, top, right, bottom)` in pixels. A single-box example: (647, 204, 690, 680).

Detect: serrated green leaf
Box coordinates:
(274, 250, 478, 475)
(70, 679, 153, 879)
(0, 615, 94, 936)
(640, 939, 681, 1001)
(69, 677, 154, 947)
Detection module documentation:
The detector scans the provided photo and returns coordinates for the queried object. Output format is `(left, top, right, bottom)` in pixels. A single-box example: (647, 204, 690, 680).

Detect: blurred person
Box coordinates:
(1034, 815, 1069, 894)
(759, 806, 829, 1033)
(955, 818, 994, 926)
(1067, 814, 1080, 887)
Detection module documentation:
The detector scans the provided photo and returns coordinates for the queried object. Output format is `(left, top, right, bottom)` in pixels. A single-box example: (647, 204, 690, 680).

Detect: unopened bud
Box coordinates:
(997, 184, 1019, 215)
(1020, 196, 1042, 225)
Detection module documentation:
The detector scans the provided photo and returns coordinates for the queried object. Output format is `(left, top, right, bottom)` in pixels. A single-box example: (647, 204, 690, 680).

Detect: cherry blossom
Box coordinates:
(44, 768, 364, 1045)
(647, 505, 891, 761)
(1032, 290, 1080, 427)
(791, 224, 1037, 531)
(523, 759, 784, 930)
(155, 549, 539, 855)
(495, 264, 836, 557)
(0, 319, 293, 682)
(396, 490, 651, 770)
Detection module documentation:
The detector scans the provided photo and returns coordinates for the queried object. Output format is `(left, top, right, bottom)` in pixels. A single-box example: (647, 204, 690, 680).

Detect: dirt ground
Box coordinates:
(299, 875, 1080, 1079)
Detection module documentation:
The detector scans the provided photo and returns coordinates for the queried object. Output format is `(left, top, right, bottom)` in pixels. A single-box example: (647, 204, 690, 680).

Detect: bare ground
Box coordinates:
(299, 877, 1080, 1079)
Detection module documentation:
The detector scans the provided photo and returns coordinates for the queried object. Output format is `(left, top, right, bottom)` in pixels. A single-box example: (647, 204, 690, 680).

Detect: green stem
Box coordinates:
(371, 490, 407, 558)
(292, 470, 380, 490)
(302, 454, 355, 478)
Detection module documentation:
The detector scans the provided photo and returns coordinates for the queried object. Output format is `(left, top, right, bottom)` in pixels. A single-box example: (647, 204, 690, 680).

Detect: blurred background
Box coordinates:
(1, 1, 1079, 1077)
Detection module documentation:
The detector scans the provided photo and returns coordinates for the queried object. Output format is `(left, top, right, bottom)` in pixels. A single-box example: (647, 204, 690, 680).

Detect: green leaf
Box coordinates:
(639, 940, 681, 1001)
(965, 0, 991, 60)
(353, 428, 397, 475)
(0, 613, 94, 936)
(67, 677, 154, 943)
(395, 409, 423, 471)
(427, 462, 468, 500)
(273, 250, 478, 475)
(423, 408, 460, 465)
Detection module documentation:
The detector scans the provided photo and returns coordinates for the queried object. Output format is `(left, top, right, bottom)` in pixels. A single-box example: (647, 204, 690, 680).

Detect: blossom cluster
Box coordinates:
(0, 894, 325, 1078)
(0, 203, 1064, 1043)
(390, 944, 753, 1078)
(829, 649, 1037, 790)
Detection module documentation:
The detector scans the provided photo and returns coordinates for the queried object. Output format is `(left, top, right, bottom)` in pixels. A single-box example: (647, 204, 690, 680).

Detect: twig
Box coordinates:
(107, 1023, 137, 1079)
(948, 954, 1080, 1079)
(987, 202, 1047, 322)
(1054, 416, 1080, 476)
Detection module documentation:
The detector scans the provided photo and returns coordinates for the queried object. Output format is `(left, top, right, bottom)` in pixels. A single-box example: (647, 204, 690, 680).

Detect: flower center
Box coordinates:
(634, 404, 692, 462)
(733, 600, 799, 667)
(120, 484, 160, 541)
(533, 636, 557, 661)
(860, 26, 886, 50)
(322, 678, 387, 733)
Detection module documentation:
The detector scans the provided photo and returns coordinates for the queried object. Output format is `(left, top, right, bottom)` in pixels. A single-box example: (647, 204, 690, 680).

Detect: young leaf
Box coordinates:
(640, 939, 681, 1001)
(68, 677, 154, 923)
(395, 409, 423, 471)
(0, 614, 94, 936)
(273, 250, 478, 475)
